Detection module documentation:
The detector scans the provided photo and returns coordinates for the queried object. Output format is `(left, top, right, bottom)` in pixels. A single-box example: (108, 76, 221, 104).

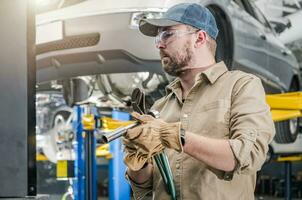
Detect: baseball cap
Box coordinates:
(139, 3, 219, 40)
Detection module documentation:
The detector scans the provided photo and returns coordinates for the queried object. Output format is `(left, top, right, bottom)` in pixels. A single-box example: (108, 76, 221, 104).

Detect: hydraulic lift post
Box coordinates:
(285, 161, 291, 200)
(276, 155, 302, 200)
(267, 92, 302, 200)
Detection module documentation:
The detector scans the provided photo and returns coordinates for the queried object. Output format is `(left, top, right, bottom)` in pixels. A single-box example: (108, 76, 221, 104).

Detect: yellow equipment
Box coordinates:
(266, 92, 302, 122)
(101, 117, 135, 130)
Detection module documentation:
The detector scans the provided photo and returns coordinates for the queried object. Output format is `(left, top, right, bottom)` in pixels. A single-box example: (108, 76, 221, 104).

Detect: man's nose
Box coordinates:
(156, 41, 166, 49)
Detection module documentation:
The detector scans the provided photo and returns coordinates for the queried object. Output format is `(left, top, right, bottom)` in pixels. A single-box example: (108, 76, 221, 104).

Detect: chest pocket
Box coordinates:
(190, 99, 231, 138)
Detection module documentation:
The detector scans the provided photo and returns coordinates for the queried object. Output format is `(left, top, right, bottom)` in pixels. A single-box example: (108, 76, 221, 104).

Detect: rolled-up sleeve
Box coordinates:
(228, 75, 275, 174)
(125, 170, 153, 200)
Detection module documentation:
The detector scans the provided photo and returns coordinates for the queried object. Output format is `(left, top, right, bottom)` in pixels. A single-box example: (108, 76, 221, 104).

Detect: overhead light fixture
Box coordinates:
(35, 0, 53, 7)
(36, 21, 63, 44)
(129, 11, 164, 29)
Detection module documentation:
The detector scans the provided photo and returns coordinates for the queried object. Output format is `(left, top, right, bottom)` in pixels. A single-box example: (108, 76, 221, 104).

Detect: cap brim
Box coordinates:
(139, 18, 181, 37)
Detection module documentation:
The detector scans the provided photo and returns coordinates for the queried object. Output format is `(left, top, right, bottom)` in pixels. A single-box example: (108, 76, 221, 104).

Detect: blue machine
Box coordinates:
(109, 110, 131, 200)
(73, 105, 97, 200)
(73, 106, 130, 200)
(73, 106, 85, 200)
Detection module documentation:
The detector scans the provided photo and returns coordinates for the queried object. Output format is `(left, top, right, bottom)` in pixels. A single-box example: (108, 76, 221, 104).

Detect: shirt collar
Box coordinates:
(166, 61, 228, 91)
(165, 77, 182, 99)
(198, 61, 228, 84)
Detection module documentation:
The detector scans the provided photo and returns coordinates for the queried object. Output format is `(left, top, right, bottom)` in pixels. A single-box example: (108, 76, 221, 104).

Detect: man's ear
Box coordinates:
(195, 30, 207, 48)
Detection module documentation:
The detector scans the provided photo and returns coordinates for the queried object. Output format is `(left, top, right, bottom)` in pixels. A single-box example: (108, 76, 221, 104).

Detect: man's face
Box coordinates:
(156, 25, 196, 77)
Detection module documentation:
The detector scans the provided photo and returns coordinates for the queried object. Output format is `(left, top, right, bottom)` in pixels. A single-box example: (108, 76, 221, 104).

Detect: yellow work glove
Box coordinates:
(132, 112, 183, 153)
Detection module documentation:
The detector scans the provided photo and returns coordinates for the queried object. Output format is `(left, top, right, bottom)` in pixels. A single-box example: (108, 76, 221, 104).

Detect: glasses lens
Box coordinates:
(155, 31, 174, 45)
(162, 31, 174, 41)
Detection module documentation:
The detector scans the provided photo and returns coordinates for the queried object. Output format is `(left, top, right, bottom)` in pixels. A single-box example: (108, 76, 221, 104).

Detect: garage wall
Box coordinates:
(0, 0, 36, 197)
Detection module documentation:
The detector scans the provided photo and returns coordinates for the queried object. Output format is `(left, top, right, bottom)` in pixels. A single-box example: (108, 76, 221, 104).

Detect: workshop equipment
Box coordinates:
(99, 88, 177, 200)
(129, 88, 176, 200)
(57, 160, 75, 179)
(266, 92, 302, 200)
(100, 122, 138, 144)
(132, 88, 177, 200)
(266, 92, 302, 121)
(72, 105, 98, 200)
(73, 106, 85, 200)
(82, 110, 98, 200)
(72, 106, 131, 200)
(275, 154, 302, 200)
(109, 110, 131, 200)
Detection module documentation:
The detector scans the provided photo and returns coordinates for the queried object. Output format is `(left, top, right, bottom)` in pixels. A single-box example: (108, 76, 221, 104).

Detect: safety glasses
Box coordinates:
(155, 29, 198, 46)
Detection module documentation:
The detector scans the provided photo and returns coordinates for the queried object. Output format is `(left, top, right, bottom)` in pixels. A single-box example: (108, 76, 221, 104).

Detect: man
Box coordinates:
(123, 3, 275, 200)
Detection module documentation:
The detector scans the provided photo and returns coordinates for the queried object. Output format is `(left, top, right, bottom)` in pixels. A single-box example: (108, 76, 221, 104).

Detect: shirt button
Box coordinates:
(224, 174, 232, 180)
(176, 163, 180, 169)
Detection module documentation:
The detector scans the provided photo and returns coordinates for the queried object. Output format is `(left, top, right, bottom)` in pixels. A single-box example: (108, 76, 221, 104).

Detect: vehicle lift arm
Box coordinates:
(266, 92, 302, 200)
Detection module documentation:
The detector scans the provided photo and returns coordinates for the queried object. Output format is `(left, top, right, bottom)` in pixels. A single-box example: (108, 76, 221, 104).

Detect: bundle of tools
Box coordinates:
(99, 88, 176, 200)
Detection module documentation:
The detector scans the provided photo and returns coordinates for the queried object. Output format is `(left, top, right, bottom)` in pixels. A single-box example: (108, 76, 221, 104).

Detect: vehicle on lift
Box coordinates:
(35, 0, 301, 143)
(36, 90, 73, 163)
(36, 91, 72, 135)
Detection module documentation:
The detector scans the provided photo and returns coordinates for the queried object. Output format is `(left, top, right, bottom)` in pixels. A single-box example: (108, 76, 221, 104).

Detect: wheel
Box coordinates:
(52, 111, 72, 143)
(274, 79, 300, 143)
(53, 111, 70, 127)
(43, 110, 72, 163)
(274, 118, 299, 143)
(208, 6, 233, 68)
(264, 145, 274, 165)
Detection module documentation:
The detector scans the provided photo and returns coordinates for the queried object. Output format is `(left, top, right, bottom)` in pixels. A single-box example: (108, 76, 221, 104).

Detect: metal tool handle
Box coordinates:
(99, 122, 139, 144)
(98, 110, 176, 200)
(151, 110, 177, 200)
(98, 110, 158, 144)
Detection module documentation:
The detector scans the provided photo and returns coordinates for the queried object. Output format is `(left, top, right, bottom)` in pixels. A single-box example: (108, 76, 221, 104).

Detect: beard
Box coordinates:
(160, 42, 193, 77)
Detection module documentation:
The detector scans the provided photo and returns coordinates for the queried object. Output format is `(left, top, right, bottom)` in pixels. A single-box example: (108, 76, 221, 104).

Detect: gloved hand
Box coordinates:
(123, 112, 164, 171)
(123, 137, 153, 171)
(132, 112, 183, 153)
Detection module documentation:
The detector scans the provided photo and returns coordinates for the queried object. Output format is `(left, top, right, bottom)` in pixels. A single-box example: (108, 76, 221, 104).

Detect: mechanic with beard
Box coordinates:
(123, 3, 275, 200)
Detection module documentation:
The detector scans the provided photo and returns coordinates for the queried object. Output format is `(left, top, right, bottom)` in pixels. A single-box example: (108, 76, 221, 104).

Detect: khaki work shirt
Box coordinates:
(127, 61, 275, 200)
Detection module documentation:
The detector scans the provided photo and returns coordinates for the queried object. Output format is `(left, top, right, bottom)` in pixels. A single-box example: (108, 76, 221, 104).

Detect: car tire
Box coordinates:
(274, 79, 300, 143)
(264, 145, 274, 165)
(43, 110, 72, 163)
(208, 6, 233, 67)
(53, 111, 70, 127)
